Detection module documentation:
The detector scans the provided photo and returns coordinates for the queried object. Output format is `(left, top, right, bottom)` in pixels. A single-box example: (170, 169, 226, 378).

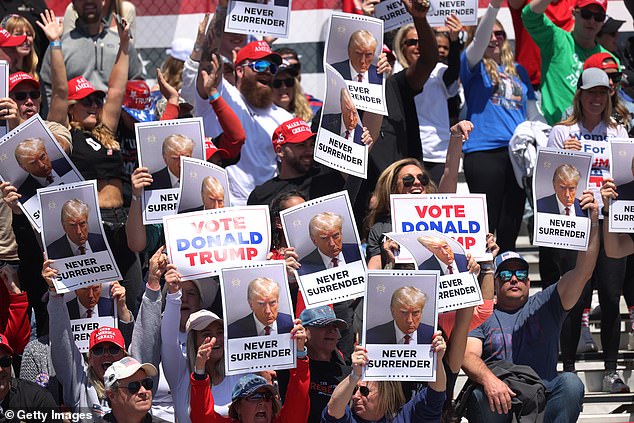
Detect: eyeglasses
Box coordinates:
(497, 269, 529, 282)
(12, 90, 41, 101)
(243, 60, 278, 75)
(578, 8, 606, 22)
(353, 385, 370, 397)
(272, 77, 295, 89)
(245, 392, 274, 402)
(402, 173, 430, 188)
(607, 72, 622, 84)
(91, 345, 123, 357)
(0, 355, 12, 368)
(79, 95, 104, 107)
(118, 377, 153, 395)
(403, 38, 418, 47)
(493, 30, 506, 41)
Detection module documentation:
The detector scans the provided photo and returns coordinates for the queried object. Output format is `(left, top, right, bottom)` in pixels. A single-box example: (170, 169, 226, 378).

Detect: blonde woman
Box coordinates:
(2, 14, 38, 77)
(272, 62, 313, 122)
(460, 0, 536, 253)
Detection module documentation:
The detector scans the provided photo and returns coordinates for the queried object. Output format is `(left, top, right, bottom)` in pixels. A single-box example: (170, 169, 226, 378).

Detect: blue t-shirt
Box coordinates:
(460, 52, 535, 154)
(321, 386, 445, 423)
(468, 284, 565, 382)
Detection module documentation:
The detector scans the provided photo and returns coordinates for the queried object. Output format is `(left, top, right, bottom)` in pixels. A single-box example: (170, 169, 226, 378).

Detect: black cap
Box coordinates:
(600, 17, 625, 35)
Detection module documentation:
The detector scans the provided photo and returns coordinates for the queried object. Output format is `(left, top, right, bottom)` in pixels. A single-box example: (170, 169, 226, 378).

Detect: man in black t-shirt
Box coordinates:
(247, 117, 345, 206)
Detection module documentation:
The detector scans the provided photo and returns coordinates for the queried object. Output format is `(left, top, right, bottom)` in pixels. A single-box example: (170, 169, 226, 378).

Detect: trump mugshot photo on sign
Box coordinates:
(177, 157, 230, 214)
(0, 115, 83, 230)
(532, 147, 592, 251)
(136, 117, 206, 224)
(363, 270, 439, 381)
(221, 261, 296, 375)
(280, 191, 366, 308)
(39, 181, 121, 293)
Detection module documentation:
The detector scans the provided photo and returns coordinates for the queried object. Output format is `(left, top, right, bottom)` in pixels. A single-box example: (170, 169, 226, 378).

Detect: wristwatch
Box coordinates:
(480, 263, 494, 272)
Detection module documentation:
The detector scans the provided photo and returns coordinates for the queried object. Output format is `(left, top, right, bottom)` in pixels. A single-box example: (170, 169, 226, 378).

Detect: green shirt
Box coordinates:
(522, 5, 610, 125)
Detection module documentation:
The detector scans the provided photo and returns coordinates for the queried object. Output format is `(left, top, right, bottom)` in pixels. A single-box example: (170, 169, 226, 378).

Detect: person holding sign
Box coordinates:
(366, 286, 435, 345)
(417, 235, 468, 274)
(297, 212, 362, 276)
(321, 89, 364, 145)
(462, 193, 599, 422)
(323, 336, 447, 422)
(546, 67, 630, 391)
(536, 164, 586, 217)
(46, 198, 108, 260)
(148, 134, 195, 190)
(332, 30, 382, 85)
(460, 0, 536, 253)
(227, 277, 294, 338)
(14, 138, 73, 202)
(190, 319, 310, 423)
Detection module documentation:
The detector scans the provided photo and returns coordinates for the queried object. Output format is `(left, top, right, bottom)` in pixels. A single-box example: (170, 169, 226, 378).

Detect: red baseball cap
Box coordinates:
(9, 71, 40, 92)
(0, 332, 13, 355)
(0, 28, 25, 47)
(584, 52, 619, 71)
(89, 326, 125, 351)
(205, 137, 231, 160)
(234, 40, 282, 66)
(272, 117, 316, 148)
(68, 76, 106, 101)
(576, 0, 607, 12)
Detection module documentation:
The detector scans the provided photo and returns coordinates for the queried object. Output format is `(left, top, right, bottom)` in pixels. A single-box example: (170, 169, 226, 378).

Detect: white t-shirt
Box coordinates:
(416, 63, 459, 163)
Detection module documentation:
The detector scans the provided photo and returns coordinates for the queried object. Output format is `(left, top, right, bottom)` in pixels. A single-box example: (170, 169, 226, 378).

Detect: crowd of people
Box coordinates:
(0, 0, 633, 421)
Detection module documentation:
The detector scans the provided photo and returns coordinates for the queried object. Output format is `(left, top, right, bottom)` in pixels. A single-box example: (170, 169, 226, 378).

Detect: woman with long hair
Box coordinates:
(460, 0, 536, 253)
(60, 18, 143, 312)
(547, 67, 630, 392)
(323, 335, 447, 422)
(2, 14, 38, 77)
(272, 62, 313, 123)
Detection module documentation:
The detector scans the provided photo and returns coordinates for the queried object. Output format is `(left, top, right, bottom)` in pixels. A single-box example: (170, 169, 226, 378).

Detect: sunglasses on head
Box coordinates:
(0, 355, 12, 368)
(12, 90, 41, 101)
(244, 60, 278, 75)
(245, 391, 274, 402)
(403, 38, 418, 47)
(91, 345, 123, 357)
(79, 95, 104, 107)
(118, 377, 153, 395)
(578, 8, 606, 22)
(272, 77, 295, 89)
(493, 30, 506, 40)
(353, 385, 370, 397)
(402, 173, 430, 188)
(497, 269, 529, 282)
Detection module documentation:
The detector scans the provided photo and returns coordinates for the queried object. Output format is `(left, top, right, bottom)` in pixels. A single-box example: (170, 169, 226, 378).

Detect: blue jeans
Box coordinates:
(466, 372, 584, 423)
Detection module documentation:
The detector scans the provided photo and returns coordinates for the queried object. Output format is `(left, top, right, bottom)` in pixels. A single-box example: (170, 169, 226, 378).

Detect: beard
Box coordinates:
(240, 75, 274, 109)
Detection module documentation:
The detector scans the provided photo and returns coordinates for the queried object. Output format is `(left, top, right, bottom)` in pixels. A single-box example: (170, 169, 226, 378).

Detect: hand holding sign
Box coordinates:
(110, 281, 131, 323)
(290, 319, 307, 351)
(131, 167, 153, 197)
(41, 257, 58, 293)
(445, 14, 463, 41)
(376, 52, 392, 79)
(0, 181, 21, 214)
(580, 189, 599, 221)
(563, 135, 582, 151)
(351, 344, 368, 378)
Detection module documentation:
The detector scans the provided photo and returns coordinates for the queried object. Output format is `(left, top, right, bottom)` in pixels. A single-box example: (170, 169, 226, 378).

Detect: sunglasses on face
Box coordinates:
(119, 377, 153, 395)
(493, 30, 506, 41)
(578, 8, 606, 22)
(91, 345, 123, 357)
(497, 269, 529, 282)
(403, 38, 418, 47)
(608, 72, 622, 84)
(402, 173, 430, 188)
(244, 60, 278, 75)
(0, 355, 12, 368)
(79, 95, 104, 107)
(272, 77, 295, 88)
(245, 392, 274, 402)
(12, 90, 41, 101)
(353, 385, 370, 397)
